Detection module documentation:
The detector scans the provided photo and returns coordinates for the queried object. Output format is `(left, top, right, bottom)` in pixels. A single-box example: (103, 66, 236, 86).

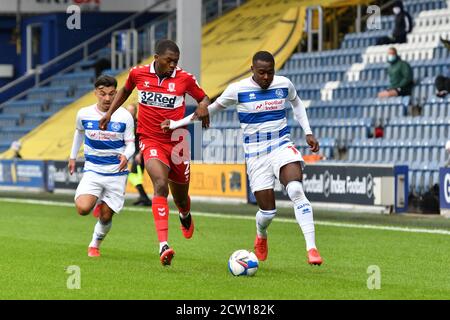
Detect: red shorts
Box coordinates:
(140, 138, 190, 184)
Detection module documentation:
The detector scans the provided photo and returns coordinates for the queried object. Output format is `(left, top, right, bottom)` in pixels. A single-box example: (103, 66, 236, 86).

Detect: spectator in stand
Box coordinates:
(11, 141, 22, 159)
(374, 119, 384, 138)
(435, 71, 450, 98)
(378, 47, 413, 98)
(434, 38, 450, 98)
(376, 1, 413, 46)
(441, 37, 450, 51)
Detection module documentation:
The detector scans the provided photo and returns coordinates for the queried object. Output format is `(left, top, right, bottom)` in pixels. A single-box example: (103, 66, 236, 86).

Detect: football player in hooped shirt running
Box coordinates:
(164, 51, 323, 265)
(69, 75, 135, 258)
(99, 40, 210, 266)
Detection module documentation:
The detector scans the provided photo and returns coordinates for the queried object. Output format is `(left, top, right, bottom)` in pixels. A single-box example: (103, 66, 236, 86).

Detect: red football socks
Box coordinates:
(152, 196, 169, 242)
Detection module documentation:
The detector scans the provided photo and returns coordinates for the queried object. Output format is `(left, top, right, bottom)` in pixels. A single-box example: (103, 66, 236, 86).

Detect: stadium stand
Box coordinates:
(1, 0, 449, 207)
(207, 0, 450, 204)
(0, 50, 107, 153)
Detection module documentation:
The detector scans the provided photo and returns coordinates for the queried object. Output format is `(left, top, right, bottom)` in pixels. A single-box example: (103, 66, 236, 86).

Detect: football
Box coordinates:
(228, 249, 259, 276)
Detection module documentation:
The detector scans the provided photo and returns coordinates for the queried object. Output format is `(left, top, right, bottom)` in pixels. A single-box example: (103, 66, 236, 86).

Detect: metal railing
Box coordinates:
(202, 0, 244, 24)
(0, 0, 245, 106)
(306, 6, 324, 52)
(111, 29, 139, 71)
(138, 0, 244, 58)
(0, 0, 170, 106)
(137, 11, 176, 59)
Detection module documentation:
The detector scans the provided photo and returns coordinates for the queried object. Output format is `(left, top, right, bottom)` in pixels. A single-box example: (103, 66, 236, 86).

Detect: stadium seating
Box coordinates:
(0, 47, 119, 153)
(206, 0, 450, 195)
(0, 0, 449, 198)
(281, 0, 450, 196)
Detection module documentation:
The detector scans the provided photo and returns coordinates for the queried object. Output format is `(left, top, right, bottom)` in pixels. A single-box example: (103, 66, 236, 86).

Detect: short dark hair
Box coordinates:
(389, 47, 398, 55)
(252, 51, 275, 65)
(94, 75, 117, 89)
(155, 39, 180, 55)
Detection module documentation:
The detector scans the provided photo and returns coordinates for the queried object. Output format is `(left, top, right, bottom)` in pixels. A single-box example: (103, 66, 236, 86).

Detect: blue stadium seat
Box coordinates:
(2, 99, 45, 114)
(0, 114, 21, 127)
(48, 98, 75, 112)
(22, 112, 53, 127)
(27, 86, 70, 100)
(51, 71, 95, 87)
(74, 84, 94, 98)
(0, 126, 34, 142)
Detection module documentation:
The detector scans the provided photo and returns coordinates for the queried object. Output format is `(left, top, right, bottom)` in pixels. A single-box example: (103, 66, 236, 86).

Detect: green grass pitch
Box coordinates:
(0, 198, 450, 300)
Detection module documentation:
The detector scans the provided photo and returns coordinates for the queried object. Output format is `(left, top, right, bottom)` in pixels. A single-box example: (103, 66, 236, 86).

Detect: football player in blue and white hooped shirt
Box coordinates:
(164, 51, 323, 265)
(68, 75, 135, 258)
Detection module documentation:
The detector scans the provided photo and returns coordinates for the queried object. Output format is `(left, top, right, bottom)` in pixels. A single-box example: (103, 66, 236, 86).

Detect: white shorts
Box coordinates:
(246, 143, 305, 193)
(75, 171, 128, 213)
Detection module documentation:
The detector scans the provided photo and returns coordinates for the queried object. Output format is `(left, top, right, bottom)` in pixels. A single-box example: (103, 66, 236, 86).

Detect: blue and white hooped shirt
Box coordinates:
(75, 105, 135, 176)
(216, 75, 298, 159)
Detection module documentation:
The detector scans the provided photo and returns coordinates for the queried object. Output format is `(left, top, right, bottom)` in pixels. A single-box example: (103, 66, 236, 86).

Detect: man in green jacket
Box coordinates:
(378, 47, 413, 98)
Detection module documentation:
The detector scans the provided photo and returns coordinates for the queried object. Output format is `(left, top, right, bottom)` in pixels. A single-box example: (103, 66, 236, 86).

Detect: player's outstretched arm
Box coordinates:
(161, 102, 225, 132)
(68, 129, 84, 175)
(99, 87, 132, 130)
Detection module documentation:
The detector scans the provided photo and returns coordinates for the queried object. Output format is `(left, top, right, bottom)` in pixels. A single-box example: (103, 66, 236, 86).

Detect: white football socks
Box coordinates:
(286, 181, 317, 251)
(159, 241, 169, 253)
(89, 219, 112, 248)
(256, 209, 276, 239)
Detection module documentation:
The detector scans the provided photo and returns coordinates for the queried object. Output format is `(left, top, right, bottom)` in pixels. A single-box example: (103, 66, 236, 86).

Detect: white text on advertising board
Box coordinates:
(303, 172, 373, 198)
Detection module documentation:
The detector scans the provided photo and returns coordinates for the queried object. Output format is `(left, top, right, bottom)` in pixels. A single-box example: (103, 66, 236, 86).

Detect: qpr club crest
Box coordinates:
(275, 89, 284, 98)
(111, 122, 121, 132)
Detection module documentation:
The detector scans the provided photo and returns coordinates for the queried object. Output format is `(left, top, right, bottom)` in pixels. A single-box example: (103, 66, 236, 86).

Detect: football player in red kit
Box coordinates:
(99, 40, 210, 266)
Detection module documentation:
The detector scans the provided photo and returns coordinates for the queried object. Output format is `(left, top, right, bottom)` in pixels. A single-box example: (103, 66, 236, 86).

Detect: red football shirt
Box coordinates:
(124, 61, 206, 143)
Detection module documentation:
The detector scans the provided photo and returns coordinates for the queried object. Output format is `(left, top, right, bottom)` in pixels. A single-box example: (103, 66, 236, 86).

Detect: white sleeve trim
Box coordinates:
(169, 102, 225, 130)
(70, 130, 84, 159)
(169, 113, 196, 130)
(290, 96, 313, 135)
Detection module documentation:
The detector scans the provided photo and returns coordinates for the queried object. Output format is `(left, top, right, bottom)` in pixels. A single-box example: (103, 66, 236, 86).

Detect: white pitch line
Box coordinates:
(1, 197, 450, 236)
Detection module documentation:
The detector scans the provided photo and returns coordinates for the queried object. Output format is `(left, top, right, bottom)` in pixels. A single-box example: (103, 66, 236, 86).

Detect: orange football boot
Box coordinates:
(180, 213, 194, 239)
(160, 245, 175, 266)
(307, 248, 323, 265)
(88, 247, 100, 257)
(254, 235, 268, 261)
